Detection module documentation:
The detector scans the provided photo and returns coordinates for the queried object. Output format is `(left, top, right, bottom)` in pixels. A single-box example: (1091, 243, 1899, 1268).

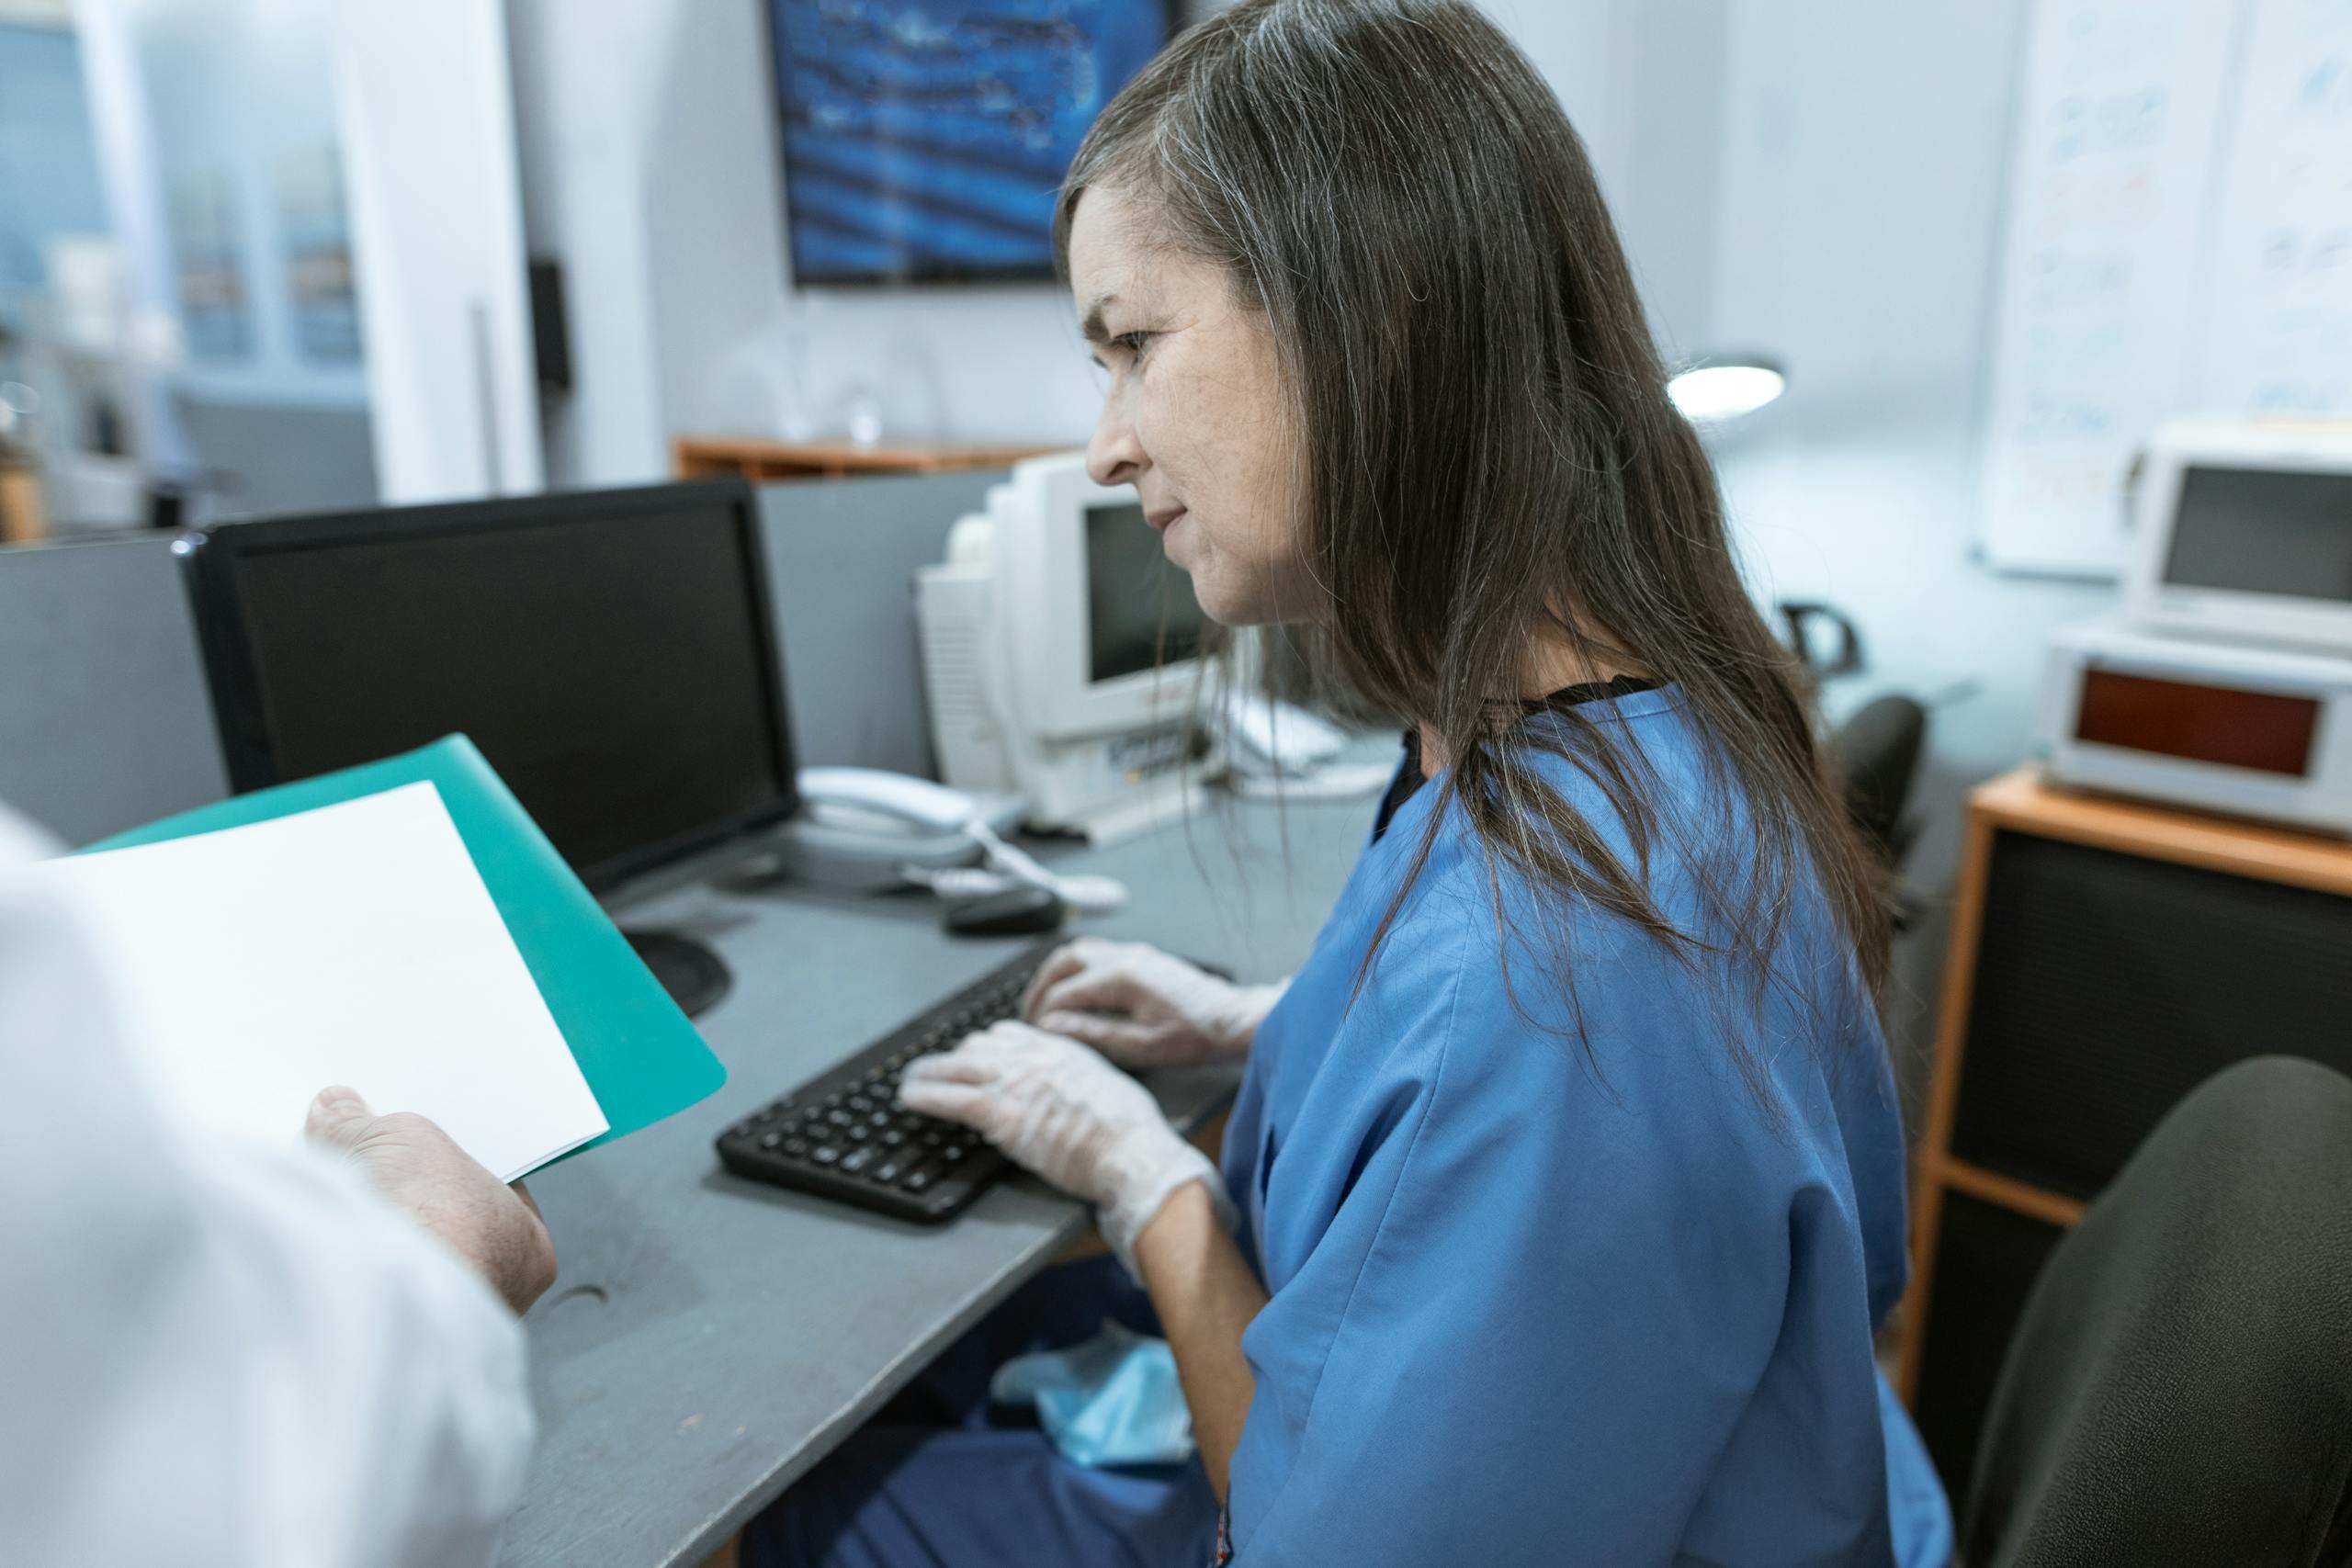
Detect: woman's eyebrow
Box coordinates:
(1080, 293, 1125, 345)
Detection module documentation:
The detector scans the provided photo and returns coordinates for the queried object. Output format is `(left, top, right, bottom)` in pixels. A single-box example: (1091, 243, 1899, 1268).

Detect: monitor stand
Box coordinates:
(623, 929, 732, 1019)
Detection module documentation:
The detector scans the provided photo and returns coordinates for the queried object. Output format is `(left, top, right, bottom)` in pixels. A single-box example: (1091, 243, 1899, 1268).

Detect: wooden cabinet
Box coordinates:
(0, 462, 45, 545)
(672, 435, 1065, 486)
(1898, 769, 2352, 1504)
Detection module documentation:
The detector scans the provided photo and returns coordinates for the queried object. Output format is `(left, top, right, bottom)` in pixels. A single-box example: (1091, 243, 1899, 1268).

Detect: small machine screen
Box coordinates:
(2162, 465, 2352, 605)
(1086, 502, 1206, 684)
(2075, 668, 2320, 778)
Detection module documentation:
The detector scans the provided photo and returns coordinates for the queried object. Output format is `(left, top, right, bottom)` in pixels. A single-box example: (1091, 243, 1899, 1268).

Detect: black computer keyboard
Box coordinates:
(713, 942, 1057, 1223)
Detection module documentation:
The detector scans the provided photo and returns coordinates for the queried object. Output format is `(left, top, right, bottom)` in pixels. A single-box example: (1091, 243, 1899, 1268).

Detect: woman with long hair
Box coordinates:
(747, 2, 1950, 1562)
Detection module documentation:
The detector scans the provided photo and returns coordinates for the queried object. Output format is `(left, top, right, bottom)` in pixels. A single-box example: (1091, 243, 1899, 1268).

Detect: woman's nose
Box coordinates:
(1086, 405, 1146, 489)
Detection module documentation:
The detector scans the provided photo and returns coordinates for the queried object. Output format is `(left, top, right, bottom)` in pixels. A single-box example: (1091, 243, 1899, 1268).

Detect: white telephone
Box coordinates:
(801, 767, 993, 839)
(777, 767, 1127, 912)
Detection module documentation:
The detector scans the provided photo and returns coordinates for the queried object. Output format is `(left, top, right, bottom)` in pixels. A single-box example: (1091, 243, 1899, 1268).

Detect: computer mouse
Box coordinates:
(944, 884, 1069, 939)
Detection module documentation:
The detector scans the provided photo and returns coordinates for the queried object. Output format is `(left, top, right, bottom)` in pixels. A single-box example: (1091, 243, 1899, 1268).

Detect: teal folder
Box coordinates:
(85, 735, 726, 1161)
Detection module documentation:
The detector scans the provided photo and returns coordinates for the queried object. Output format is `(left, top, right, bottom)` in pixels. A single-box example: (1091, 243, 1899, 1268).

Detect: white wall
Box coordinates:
(333, 0, 542, 502)
(1701, 0, 2120, 1077)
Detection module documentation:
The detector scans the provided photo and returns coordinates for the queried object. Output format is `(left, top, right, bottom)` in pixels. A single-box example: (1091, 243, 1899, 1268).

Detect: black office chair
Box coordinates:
(1832, 693, 1927, 869)
(1959, 1056, 2352, 1568)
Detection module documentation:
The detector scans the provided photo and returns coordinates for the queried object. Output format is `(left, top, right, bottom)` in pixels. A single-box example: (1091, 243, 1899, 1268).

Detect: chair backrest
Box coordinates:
(1961, 1056, 2352, 1568)
(1832, 693, 1927, 865)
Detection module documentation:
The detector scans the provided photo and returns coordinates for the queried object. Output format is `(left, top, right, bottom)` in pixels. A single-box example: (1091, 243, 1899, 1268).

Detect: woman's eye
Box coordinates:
(1116, 331, 1153, 358)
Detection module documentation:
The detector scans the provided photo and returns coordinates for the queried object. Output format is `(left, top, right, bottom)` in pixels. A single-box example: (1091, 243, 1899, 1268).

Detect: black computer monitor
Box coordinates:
(180, 481, 799, 1010)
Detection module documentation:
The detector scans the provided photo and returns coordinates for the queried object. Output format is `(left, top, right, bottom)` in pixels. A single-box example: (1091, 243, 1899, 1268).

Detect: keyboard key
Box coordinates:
(846, 1095, 873, 1114)
(758, 1131, 785, 1151)
(939, 1144, 966, 1164)
(867, 1110, 890, 1127)
(841, 1147, 875, 1175)
(901, 1169, 934, 1193)
(872, 1161, 902, 1184)
(784, 1138, 809, 1158)
(879, 1130, 907, 1148)
(810, 1145, 842, 1167)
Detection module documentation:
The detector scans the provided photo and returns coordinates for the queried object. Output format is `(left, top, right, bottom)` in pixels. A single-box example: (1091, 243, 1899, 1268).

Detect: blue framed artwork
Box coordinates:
(763, 1, 1171, 286)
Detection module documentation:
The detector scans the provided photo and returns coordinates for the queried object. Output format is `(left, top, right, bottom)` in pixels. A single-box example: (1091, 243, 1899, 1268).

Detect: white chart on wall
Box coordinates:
(2199, 1, 2352, 414)
(1980, 0, 2352, 577)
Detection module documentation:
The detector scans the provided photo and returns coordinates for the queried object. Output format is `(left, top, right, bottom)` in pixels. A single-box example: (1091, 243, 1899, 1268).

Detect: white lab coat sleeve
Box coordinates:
(0, 811, 536, 1568)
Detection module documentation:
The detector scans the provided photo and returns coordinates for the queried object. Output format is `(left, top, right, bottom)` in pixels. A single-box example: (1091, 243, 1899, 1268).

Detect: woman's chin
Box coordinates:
(1191, 579, 1269, 628)
(1185, 565, 1315, 630)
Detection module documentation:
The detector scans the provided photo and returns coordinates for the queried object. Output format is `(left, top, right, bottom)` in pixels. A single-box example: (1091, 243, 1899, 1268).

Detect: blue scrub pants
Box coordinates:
(740, 1257, 1220, 1568)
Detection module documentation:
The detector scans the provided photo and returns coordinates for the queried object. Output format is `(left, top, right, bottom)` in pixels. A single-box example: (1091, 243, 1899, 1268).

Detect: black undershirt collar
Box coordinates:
(1371, 674, 1663, 841)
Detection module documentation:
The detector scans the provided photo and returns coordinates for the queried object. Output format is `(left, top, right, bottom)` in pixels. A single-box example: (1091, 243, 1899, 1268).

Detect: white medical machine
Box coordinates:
(2037, 622, 2352, 836)
(917, 453, 1228, 843)
(2036, 419, 2352, 835)
(2119, 419, 2352, 656)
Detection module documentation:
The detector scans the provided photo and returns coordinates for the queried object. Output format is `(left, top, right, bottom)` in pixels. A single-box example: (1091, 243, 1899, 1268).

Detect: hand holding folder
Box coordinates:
(54, 737, 726, 1180)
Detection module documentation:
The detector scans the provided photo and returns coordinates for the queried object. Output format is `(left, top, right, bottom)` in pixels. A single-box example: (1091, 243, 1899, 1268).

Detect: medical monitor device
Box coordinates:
(2123, 419, 2352, 656)
(2037, 620, 2352, 837)
(918, 452, 1217, 841)
(178, 480, 800, 1013)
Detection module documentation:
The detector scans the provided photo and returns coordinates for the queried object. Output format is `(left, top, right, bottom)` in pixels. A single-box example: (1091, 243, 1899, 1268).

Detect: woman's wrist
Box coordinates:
(1100, 1126, 1235, 1281)
(1130, 1173, 1228, 1290)
(1212, 978, 1290, 1059)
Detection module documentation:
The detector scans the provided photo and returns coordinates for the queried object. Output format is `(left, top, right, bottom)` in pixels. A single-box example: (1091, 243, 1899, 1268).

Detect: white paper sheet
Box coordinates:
(32, 783, 608, 1182)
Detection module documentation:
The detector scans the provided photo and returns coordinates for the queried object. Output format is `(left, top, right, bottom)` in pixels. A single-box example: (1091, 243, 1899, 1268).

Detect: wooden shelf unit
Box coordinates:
(1896, 767, 2352, 1498)
(672, 435, 1066, 485)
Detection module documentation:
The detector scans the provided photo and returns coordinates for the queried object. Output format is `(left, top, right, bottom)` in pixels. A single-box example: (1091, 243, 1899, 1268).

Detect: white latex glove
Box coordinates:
(899, 1021, 1236, 1279)
(1020, 937, 1288, 1068)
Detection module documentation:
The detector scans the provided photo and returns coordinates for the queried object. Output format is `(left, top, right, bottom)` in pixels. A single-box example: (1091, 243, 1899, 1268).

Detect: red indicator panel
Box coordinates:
(2076, 669, 2320, 778)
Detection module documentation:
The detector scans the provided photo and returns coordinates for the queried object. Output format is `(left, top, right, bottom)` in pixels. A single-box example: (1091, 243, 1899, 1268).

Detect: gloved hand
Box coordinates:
(899, 1021, 1236, 1279)
(305, 1087, 560, 1315)
(1020, 937, 1288, 1068)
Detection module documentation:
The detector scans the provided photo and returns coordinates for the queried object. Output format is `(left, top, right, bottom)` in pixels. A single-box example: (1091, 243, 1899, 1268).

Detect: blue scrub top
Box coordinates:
(1216, 686, 1952, 1565)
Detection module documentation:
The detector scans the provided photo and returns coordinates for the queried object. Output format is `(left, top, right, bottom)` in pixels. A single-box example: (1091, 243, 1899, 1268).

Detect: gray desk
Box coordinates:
(497, 792, 1376, 1568)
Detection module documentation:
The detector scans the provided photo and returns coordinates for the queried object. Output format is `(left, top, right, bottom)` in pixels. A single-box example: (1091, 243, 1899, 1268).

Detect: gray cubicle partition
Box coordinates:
(172, 393, 379, 523)
(0, 470, 998, 846)
(755, 468, 1002, 781)
(0, 537, 226, 846)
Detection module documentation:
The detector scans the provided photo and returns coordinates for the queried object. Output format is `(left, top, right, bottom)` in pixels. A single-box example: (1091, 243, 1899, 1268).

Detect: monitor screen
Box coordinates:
(1085, 502, 1204, 683)
(198, 485, 796, 888)
(763, 0, 1170, 285)
(2162, 464, 2352, 605)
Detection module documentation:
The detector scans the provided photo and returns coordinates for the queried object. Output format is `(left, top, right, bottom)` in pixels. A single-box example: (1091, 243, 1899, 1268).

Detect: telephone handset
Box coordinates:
(775, 768, 1127, 912)
(800, 767, 989, 839)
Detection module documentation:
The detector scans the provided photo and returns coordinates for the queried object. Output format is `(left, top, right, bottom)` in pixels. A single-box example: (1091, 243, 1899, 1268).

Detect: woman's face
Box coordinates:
(1067, 183, 1313, 626)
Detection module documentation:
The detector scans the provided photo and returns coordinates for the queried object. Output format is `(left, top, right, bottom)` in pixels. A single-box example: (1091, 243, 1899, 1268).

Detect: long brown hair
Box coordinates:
(1056, 0, 1889, 1089)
